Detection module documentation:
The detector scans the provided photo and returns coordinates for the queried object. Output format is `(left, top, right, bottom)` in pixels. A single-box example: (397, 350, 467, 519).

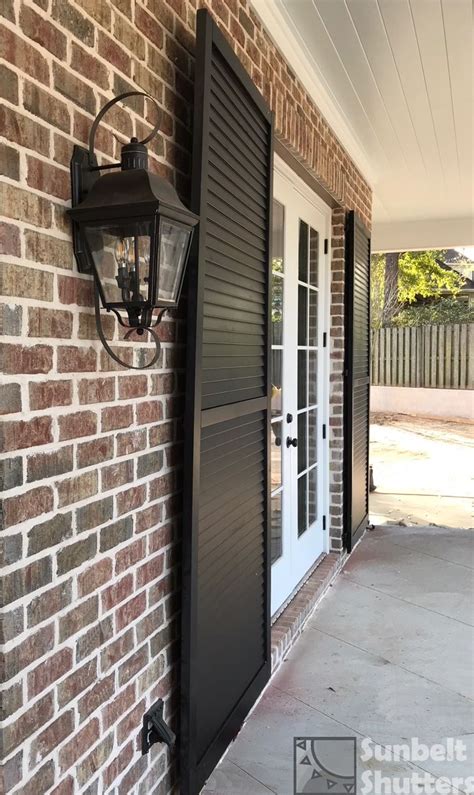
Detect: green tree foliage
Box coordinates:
(392, 297, 474, 327)
(371, 250, 465, 328)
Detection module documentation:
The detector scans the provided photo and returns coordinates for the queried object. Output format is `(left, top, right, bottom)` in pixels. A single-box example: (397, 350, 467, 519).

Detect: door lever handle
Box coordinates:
(286, 436, 298, 448)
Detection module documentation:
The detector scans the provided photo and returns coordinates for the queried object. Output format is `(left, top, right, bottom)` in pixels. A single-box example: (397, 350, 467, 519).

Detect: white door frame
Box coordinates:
(271, 155, 332, 616)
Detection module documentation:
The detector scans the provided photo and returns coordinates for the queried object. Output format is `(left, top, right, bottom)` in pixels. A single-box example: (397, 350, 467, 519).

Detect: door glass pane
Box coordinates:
(298, 220, 308, 282)
(272, 274, 283, 346)
(271, 350, 282, 417)
(309, 351, 318, 405)
(298, 286, 307, 345)
(271, 421, 282, 491)
(308, 467, 318, 526)
(272, 200, 285, 272)
(297, 413, 307, 474)
(271, 492, 282, 563)
(308, 408, 318, 467)
(298, 350, 307, 410)
(298, 475, 307, 536)
(309, 228, 319, 286)
(309, 291, 318, 346)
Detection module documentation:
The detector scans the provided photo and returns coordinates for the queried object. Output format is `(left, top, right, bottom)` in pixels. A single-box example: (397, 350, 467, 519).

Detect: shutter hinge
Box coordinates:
(323, 332, 327, 348)
(324, 238, 329, 254)
(323, 515, 326, 531)
(322, 423, 326, 440)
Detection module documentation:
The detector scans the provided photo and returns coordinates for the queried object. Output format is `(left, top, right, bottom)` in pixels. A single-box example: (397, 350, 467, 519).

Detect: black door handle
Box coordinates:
(286, 436, 297, 448)
(286, 413, 293, 423)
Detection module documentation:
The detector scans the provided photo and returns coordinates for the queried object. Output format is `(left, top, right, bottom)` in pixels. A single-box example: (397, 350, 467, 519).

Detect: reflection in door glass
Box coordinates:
(271, 492, 282, 564)
(308, 467, 318, 525)
(271, 199, 285, 564)
(310, 228, 319, 286)
(298, 413, 307, 475)
(298, 475, 307, 537)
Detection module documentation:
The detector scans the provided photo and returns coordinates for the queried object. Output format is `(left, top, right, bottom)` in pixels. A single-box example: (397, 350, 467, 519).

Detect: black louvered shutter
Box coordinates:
(343, 211, 371, 551)
(180, 10, 273, 794)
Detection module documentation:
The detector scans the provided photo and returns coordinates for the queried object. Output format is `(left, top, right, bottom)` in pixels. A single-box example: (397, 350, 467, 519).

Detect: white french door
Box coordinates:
(270, 158, 331, 616)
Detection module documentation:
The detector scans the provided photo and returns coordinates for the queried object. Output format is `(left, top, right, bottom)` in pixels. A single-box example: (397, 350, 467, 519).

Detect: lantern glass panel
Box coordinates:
(84, 220, 154, 307)
(158, 219, 191, 303)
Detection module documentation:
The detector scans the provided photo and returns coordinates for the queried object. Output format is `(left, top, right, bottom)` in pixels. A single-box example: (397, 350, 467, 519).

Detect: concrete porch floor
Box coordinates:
(203, 525, 474, 794)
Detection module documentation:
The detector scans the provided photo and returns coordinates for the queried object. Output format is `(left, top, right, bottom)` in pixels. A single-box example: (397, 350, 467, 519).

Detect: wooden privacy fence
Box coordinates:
(371, 324, 473, 389)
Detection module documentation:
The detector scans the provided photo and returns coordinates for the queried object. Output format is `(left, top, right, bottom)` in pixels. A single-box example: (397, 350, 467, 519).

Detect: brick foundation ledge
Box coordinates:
(271, 552, 342, 671)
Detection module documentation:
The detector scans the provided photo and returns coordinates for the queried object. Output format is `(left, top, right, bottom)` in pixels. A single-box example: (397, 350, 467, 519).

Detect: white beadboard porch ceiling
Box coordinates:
(251, 0, 473, 251)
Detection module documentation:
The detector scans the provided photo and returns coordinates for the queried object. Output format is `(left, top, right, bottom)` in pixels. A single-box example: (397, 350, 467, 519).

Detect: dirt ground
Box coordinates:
(370, 412, 473, 529)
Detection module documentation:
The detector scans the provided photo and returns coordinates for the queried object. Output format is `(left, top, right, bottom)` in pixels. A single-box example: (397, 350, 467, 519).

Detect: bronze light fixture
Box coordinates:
(68, 91, 199, 369)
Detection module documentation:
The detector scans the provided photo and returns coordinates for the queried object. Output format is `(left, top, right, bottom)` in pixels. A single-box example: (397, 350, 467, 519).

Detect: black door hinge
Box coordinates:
(324, 238, 329, 254)
(322, 424, 326, 439)
(323, 515, 326, 531)
(142, 699, 175, 755)
(323, 332, 327, 348)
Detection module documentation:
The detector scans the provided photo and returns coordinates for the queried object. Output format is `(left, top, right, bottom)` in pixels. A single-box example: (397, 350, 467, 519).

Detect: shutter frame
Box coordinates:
(181, 11, 273, 794)
(343, 210, 371, 552)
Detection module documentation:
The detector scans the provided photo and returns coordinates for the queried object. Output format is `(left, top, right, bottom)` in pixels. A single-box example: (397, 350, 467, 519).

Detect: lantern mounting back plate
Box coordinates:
(70, 144, 99, 275)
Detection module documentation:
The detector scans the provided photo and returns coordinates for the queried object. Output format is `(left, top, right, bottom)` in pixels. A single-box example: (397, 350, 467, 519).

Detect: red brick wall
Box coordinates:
(1, 1, 371, 791)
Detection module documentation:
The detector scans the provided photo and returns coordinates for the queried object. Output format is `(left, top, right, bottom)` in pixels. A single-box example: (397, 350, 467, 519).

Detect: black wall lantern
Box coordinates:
(68, 92, 199, 369)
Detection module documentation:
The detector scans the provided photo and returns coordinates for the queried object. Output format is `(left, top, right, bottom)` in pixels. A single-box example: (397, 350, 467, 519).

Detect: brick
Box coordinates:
(101, 404, 133, 432)
(116, 592, 147, 632)
(103, 741, 134, 789)
(58, 274, 94, 306)
(116, 699, 145, 745)
(75, 0, 112, 28)
(1, 533, 22, 565)
(135, 5, 164, 47)
(78, 673, 114, 722)
(117, 755, 148, 795)
(26, 231, 73, 270)
(0, 383, 21, 415)
(149, 421, 174, 447)
(78, 557, 113, 597)
(136, 503, 163, 534)
(50, 776, 75, 795)
(76, 733, 114, 787)
(73, 110, 115, 158)
(59, 718, 99, 773)
(0, 63, 18, 102)
(27, 446, 73, 482)
(3, 556, 51, 607)
(58, 345, 97, 373)
(3, 624, 54, 681)
(116, 429, 147, 456)
(118, 644, 148, 688)
(115, 537, 146, 573)
(59, 596, 98, 643)
(53, 62, 96, 115)
(151, 372, 175, 395)
(0, 182, 52, 227)
(76, 496, 114, 532)
(1, 343, 53, 374)
(3, 486, 53, 528)
(137, 449, 164, 479)
(1, 263, 53, 301)
(0, 24, 49, 84)
(102, 684, 135, 731)
(2, 681, 23, 719)
(0, 105, 49, 158)
(58, 411, 97, 441)
(0, 141, 19, 180)
(137, 553, 164, 588)
(71, 43, 110, 89)
(148, 471, 176, 501)
(28, 308, 73, 342)
(113, 14, 145, 60)
(2, 750, 22, 791)
(166, 35, 189, 76)
(27, 580, 72, 627)
(116, 484, 146, 516)
(137, 654, 166, 698)
(98, 31, 131, 75)
(77, 436, 114, 468)
(78, 311, 115, 341)
(0, 457, 23, 490)
(101, 460, 134, 491)
(57, 534, 97, 575)
(52, 0, 94, 45)
(28, 648, 73, 698)
(27, 512, 72, 556)
(136, 399, 163, 424)
(101, 573, 133, 612)
(0, 221, 21, 256)
(30, 711, 74, 768)
(76, 616, 113, 662)
(1, 606, 24, 645)
(100, 629, 134, 673)
(20, 5, 67, 58)
(29, 380, 73, 410)
(78, 377, 115, 404)
(118, 374, 148, 399)
(57, 470, 98, 507)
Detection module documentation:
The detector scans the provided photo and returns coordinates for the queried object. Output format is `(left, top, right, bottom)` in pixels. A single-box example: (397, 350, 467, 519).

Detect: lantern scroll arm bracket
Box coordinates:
(94, 289, 164, 370)
(88, 91, 163, 165)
